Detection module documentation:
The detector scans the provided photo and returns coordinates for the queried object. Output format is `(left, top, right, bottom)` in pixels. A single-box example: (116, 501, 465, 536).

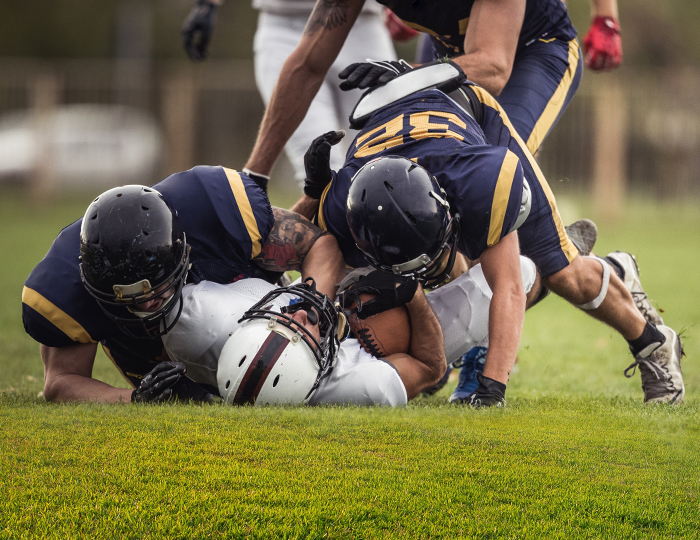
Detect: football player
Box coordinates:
(152, 251, 541, 406)
(22, 166, 346, 404)
(181, 0, 397, 188)
(294, 61, 684, 407)
(243, 0, 582, 185)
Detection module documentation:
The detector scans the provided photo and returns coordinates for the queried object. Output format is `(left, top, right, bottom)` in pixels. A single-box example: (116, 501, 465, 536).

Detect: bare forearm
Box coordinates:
(482, 286, 525, 384)
(246, 59, 326, 175)
(300, 234, 345, 299)
(457, 0, 524, 97)
(290, 193, 320, 221)
(44, 373, 133, 403)
(452, 54, 511, 97)
(406, 289, 446, 381)
(590, 0, 618, 18)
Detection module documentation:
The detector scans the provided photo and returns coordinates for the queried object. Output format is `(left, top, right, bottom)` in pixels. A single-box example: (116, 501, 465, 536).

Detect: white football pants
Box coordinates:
(253, 11, 397, 184)
(427, 256, 537, 366)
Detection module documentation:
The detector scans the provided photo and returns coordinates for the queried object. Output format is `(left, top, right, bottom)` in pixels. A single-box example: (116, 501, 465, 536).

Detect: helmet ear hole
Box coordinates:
(384, 181, 393, 192)
(238, 355, 246, 367)
(273, 374, 281, 387)
(225, 380, 231, 390)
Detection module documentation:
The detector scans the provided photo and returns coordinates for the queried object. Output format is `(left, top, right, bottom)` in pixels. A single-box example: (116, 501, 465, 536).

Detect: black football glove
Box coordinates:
(182, 0, 219, 61)
(303, 130, 345, 199)
(463, 373, 506, 408)
(338, 59, 412, 91)
(340, 270, 418, 320)
(132, 361, 186, 403)
(132, 361, 213, 404)
(242, 168, 270, 195)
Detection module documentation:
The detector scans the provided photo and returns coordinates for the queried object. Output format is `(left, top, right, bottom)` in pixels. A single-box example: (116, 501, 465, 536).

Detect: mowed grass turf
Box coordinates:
(1, 187, 699, 538)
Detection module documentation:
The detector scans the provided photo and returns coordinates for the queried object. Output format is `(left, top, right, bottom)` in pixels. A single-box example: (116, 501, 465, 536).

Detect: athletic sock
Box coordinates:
(603, 256, 625, 279)
(628, 322, 666, 357)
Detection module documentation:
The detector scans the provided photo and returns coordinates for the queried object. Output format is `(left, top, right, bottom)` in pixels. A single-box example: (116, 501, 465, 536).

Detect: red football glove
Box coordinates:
(583, 16, 622, 71)
(384, 8, 419, 42)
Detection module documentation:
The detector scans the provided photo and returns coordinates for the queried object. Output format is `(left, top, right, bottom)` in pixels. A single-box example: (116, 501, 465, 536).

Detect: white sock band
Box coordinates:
(575, 256, 610, 310)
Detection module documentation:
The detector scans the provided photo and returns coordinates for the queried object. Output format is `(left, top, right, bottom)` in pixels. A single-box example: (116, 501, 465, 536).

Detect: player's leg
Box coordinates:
(424, 256, 538, 401)
(253, 12, 345, 185)
(497, 38, 583, 155)
(513, 154, 684, 403)
(328, 11, 398, 171)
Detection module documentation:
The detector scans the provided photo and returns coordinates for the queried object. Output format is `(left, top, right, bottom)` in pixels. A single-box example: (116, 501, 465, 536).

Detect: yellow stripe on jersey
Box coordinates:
(317, 180, 333, 232)
(472, 86, 578, 263)
(488, 150, 520, 247)
(223, 167, 263, 258)
(22, 286, 95, 343)
(526, 38, 580, 155)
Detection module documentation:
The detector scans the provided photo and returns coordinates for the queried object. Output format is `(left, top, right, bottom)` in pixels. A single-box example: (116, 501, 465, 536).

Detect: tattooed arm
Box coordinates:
(244, 0, 365, 177)
(252, 208, 346, 299)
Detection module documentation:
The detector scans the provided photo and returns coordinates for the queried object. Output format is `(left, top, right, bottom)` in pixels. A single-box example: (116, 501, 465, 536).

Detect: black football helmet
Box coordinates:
(79, 185, 190, 339)
(346, 156, 460, 288)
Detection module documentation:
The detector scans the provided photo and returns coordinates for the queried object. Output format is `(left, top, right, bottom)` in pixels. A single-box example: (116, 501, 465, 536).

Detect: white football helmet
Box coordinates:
(217, 279, 349, 405)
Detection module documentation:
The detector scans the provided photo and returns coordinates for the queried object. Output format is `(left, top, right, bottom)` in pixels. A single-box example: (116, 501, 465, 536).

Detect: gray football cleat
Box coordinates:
(605, 251, 664, 326)
(624, 325, 684, 404)
(565, 218, 598, 256)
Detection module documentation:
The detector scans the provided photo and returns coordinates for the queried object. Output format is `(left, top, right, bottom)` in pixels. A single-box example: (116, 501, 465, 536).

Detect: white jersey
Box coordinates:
(162, 256, 537, 406)
(162, 279, 407, 406)
(426, 256, 537, 365)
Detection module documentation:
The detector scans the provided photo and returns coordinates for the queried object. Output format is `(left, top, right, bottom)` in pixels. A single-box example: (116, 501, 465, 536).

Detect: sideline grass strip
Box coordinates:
(2, 397, 699, 539)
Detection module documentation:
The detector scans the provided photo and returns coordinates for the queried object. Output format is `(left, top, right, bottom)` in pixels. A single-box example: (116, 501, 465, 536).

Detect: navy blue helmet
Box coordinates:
(79, 185, 190, 339)
(346, 155, 460, 288)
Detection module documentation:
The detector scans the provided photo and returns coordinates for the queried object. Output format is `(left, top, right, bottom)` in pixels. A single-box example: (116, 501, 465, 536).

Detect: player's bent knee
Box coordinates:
(545, 256, 610, 308)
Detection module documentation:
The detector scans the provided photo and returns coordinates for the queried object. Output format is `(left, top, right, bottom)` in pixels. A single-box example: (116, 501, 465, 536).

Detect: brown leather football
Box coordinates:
(347, 292, 411, 357)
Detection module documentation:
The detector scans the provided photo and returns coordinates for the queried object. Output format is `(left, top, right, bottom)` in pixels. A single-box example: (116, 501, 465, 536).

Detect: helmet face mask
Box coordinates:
(78, 185, 191, 339)
(346, 156, 461, 289)
(241, 278, 348, 372)
(80, 244, 190, 339)
(217, 278, 349, 406)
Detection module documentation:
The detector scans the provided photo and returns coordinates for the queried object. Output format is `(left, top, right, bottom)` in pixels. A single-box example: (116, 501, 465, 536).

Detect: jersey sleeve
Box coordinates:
(424, 146, 524, 260)
(317, 167, 368, 269)
(22, 220, 107, 347)
(154, 166, 275, 282)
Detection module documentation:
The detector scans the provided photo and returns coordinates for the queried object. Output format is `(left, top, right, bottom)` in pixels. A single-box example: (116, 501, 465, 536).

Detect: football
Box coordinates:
(346, 292, 411, 357)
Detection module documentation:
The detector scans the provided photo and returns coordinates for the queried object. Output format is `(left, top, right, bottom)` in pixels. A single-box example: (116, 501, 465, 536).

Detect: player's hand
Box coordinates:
(340, 270, 418, 319)
(303, 130, 345, 199)
(131, 361, 187, 403)
(182, 0, 219, 61)
(462, 373, 506, 408)
(339, 59, 412, 91)
(583, 17, 622, 71)
(242, 168, 270, 195)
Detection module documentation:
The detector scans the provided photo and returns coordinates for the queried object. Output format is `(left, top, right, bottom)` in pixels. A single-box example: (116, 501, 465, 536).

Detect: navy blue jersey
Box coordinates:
(22, 166, 273, 387)
(320, 88, 524, 263)
(378, 0, 576, 58)
(319, 86, 578, 275)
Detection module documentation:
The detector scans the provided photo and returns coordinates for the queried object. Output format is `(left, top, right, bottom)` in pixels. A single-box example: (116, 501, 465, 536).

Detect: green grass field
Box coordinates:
(1, 187, 699, 538)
